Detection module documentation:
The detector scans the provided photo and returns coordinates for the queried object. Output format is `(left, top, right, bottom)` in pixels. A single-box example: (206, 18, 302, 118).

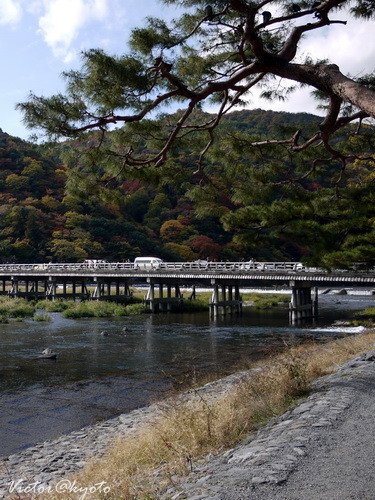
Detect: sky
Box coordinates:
(0, 0, 374, 140)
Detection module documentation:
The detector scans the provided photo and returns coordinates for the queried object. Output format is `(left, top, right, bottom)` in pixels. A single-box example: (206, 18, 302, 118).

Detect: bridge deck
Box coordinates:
(0, 260, 374, 287)
(0, 261, 373, 322)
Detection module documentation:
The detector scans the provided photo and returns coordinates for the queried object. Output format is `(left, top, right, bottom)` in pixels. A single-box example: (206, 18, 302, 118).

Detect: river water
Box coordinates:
(0, 294, 373, 457)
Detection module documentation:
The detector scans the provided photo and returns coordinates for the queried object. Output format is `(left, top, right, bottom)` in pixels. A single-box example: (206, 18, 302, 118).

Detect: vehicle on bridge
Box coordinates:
(134, 257, 164, 270)
(32, 263, 48, 270)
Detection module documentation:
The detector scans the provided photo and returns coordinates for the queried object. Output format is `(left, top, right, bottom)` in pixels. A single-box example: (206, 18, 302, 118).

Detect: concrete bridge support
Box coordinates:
(289, 282, 318, 324)
(92, 278, 104, 299)
(209, 280, 243, 319)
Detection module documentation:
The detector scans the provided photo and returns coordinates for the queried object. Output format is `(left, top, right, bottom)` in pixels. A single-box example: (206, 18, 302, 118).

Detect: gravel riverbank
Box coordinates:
(1, 348, 375, 499)
(0, 370, 250, 498)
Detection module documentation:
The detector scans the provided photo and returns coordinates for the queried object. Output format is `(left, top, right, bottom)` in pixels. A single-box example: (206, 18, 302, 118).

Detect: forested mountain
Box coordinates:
(0, 128, 64, 262)
(1, 108, 373, 266)
(215, 109, 321, 134)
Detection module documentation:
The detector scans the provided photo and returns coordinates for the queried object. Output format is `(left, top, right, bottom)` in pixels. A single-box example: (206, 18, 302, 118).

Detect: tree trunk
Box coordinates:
(275, 62, 375, 118)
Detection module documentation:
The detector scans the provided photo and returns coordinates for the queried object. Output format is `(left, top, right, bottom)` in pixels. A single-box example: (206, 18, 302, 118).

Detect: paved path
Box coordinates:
(257, 359, 375, 500)
(161, 351, 375, 500)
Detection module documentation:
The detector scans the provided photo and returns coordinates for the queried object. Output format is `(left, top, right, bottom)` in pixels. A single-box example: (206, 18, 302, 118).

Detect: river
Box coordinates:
(0, 293, 373, 457)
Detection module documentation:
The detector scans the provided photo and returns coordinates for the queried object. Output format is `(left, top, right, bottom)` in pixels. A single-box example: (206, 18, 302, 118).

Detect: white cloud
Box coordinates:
(0, 0, 22, 25)
(246, 86, 323, 117)
(299, 17, 375, 77)
(38, 0, 109, 62)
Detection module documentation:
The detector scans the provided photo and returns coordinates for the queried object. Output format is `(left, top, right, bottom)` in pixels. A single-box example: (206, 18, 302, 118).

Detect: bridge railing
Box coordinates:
(158, 261, 306, 272)
(0, 261, 372, 275)
(0, 262, 133, 272)
(0, 261, 308, 273)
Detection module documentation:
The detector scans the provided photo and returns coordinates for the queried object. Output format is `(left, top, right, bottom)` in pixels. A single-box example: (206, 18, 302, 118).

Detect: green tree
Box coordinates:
(5, 173, 28, 193)
(160, 219, 194, 242)
(123, 187, 151, 222)
(19, 0, 375, 169)
(165, 242, 198, 260)
(193, 128, 375, 266)
(16, 3, 375, 266)
(48, 238, 88, 262)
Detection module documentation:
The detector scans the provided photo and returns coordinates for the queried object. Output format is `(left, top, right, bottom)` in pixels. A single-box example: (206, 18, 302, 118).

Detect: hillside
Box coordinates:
(0, 109, 333, 264)
(220, 109, 322, 134)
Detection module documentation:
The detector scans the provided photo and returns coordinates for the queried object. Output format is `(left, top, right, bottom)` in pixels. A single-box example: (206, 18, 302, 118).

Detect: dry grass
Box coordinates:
(44, 330, 375, 499)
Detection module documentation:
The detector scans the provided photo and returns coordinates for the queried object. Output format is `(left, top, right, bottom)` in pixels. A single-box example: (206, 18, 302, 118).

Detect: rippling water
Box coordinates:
(0, 294, 373, 457)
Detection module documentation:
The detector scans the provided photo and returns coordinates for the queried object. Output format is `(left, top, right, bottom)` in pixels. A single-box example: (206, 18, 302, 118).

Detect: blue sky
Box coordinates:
(1, 0, 374, 140)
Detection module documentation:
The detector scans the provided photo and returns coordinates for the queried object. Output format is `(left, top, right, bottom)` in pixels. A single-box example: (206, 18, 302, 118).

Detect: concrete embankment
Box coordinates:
(1, 346, 375, 499)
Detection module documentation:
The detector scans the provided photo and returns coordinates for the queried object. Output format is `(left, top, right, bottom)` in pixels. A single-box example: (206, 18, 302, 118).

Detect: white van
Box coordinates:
(133, 257, 164, 270)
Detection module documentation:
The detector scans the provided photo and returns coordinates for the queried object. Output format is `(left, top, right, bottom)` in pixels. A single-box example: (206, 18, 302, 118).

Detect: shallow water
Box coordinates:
(0, 294, 373, 457)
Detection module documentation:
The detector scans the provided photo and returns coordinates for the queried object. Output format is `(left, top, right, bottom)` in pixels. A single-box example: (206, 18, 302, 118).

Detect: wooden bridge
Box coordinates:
(0, 261, 374, 323)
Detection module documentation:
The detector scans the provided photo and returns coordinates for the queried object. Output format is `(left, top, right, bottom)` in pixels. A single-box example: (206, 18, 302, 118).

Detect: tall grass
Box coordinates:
(124, 303, 148, 315)
(36, 299, 71, 312)
(0, 314, 9, 323)
(354, 307, 375, 323)
(244, 292, 289, 309)
(0, 297, 35, 318)
(49, 330, 375, 499)
(33, 312, 52, 322)
(181, 300, 209, 312)
(0, 291, 288, 324)
(63, 301, 129, 319)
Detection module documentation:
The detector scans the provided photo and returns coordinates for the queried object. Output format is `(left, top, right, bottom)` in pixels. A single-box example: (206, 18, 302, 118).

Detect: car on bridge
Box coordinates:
(134, 257, 164, 270)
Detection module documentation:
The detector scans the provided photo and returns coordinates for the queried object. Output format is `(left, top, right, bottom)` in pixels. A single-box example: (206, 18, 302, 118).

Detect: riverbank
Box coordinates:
(1, 329, 374, 499)
(158, 346, 375, 500)
(0, 290, 289, 323)
(0, 368, 253, 497)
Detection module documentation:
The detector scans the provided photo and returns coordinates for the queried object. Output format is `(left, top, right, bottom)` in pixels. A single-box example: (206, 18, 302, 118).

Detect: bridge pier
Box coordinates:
(9, 278, 19, 297)
(148, 281, 155, 312)
(91, 278, 132, 302)
(209, 280, 243, 319)
(46, 278, 57, 300)
(289, 282, 318, 324)
(28, 280, 37, 299)
(145, 280, 183, 312)
(92, 278, 102, 299)
(189, 285, 196, 300)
